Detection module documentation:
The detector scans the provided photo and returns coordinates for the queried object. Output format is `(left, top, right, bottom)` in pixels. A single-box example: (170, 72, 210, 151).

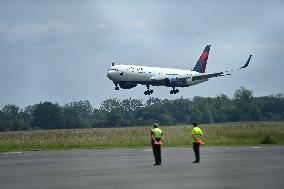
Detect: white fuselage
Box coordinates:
(107, 64, 207, 87)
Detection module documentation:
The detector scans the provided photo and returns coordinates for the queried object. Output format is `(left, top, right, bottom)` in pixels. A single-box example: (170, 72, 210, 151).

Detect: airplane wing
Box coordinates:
(190, 55, 252, 81)
(149, 55, 252, 86)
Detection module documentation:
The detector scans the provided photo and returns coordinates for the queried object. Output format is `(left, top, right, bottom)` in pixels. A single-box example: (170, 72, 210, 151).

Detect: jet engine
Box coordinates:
(164, 77, 180, 87)
(119, 82, 137, 89)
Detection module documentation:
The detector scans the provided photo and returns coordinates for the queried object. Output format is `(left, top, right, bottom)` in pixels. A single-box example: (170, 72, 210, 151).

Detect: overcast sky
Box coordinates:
(1, 0, 283, 109)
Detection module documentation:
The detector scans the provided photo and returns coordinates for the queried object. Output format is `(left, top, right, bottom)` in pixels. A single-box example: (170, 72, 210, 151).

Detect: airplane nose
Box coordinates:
(107, 70, 113, 79)
(107, 70, 111, 78)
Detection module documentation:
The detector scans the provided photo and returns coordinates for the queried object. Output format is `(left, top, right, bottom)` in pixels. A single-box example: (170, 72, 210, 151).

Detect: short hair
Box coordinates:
(153, 123, 159, 128)
(192, 123, 197, 127)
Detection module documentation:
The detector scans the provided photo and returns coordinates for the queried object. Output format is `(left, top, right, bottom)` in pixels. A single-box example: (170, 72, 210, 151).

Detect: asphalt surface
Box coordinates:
(1, 146, 284, 189)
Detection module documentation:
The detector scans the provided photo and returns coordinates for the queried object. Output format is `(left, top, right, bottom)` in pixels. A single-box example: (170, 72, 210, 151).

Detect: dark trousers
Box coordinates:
(152, 142, 161, 164)
(193, 142, 200, 162)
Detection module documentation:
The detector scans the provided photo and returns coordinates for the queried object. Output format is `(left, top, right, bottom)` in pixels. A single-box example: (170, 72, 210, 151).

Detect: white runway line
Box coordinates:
(225, 147, 262, 151)
(142, 149, 152, 152)
(0, 152, 22, 155)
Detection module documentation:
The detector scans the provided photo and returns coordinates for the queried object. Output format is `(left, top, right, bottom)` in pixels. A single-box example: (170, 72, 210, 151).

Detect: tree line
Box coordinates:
(0, 87, 283, 131)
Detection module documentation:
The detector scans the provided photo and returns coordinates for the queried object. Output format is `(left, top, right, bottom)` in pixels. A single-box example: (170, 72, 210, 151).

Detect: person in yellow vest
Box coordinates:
(192, 123, 203, 163)
(151, 123, 163, 166)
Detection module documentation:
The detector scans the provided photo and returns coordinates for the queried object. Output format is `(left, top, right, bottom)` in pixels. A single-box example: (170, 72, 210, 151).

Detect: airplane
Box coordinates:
(107, 45, 252, 95)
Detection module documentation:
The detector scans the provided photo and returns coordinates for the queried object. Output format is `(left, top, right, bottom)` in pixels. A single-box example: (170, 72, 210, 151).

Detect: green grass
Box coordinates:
(0, 121, 284, 152)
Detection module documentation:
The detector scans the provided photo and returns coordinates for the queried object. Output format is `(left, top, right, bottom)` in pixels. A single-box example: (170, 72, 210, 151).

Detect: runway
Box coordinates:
(1, 146, 284, 189)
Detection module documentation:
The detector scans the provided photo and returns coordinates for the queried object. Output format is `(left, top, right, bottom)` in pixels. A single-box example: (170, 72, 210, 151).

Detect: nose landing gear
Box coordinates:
(114, 82, 119, 90)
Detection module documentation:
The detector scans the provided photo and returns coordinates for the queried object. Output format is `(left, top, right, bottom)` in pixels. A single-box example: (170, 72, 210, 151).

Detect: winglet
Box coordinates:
(241, 55, 252, 69)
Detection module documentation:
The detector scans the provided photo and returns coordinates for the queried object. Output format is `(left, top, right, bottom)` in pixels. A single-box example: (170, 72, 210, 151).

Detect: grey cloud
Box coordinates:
(0, 22, 75, 44)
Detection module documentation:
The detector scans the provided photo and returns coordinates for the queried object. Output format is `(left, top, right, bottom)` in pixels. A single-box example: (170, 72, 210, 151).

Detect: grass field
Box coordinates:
(0, 121, 284, 152)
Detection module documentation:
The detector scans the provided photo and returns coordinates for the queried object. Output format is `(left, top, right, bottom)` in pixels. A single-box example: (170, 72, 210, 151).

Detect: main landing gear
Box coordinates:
(170, 87, 179, 94)
(114, 82, 119, 90)
(144, 85, 153, 95)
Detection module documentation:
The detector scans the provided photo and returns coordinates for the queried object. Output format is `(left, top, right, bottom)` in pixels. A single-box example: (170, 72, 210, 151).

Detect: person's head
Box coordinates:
(153, 123, 159, 128)
(192, 123, 198, 127)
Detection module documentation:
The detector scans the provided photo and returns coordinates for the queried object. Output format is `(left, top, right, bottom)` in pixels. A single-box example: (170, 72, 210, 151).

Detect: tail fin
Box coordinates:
(192, 45, 211, 73)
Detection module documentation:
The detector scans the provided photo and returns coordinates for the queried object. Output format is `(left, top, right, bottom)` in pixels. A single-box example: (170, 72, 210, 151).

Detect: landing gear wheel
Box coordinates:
(144, 90, 153, 95)
(170, 88, 179, 94)
(144, 85, 153, 95)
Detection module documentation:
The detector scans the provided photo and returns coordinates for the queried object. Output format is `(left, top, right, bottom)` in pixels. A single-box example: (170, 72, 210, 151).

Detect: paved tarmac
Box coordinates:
(1, 146, 284, 189)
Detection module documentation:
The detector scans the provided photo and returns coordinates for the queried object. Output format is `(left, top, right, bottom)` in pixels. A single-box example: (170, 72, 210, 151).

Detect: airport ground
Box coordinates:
(1, 146, 284, 189)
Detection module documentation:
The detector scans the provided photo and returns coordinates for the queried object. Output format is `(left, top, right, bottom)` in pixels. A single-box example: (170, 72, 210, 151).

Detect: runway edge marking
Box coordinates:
(0, 152, 22, 155)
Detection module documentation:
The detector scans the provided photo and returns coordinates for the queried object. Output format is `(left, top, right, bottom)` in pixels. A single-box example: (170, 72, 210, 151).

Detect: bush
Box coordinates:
(261, 135, 277, 144)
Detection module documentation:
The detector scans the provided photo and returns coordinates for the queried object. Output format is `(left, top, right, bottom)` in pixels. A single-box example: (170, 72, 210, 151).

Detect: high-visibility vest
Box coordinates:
(192, 127, 203, 142)
(151, 128, 162, 139)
